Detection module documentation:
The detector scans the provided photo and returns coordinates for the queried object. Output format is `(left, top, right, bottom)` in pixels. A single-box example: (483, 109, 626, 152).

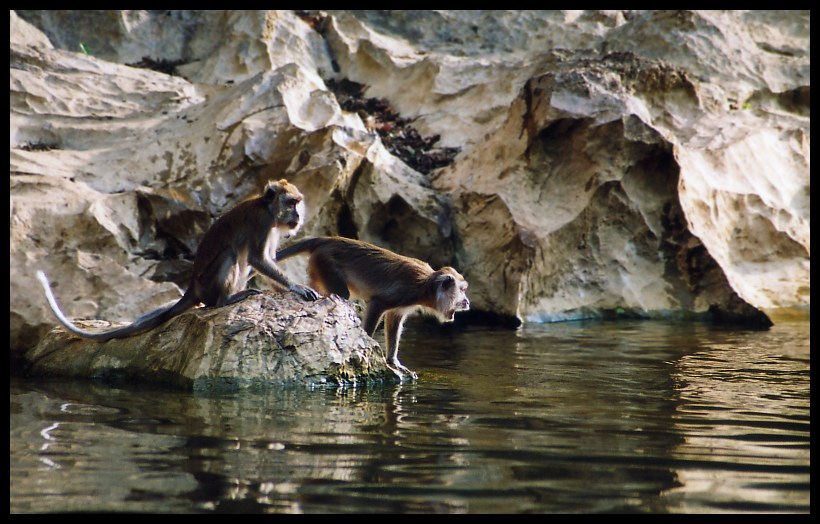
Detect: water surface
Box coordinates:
(10, 319, 810, 513)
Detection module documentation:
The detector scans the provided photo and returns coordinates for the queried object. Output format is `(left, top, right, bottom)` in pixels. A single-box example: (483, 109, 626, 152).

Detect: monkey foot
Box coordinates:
(222, 289, 262, 306)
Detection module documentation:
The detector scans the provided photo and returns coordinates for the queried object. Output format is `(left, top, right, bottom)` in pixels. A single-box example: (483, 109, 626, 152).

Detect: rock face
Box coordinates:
(10, 11, 809, 359)
(324, 10, 810, 323)
(26, 293, 393, 390)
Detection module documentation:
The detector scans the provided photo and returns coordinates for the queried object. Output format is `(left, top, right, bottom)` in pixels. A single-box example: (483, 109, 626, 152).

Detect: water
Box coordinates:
(10, 319, 810, 513)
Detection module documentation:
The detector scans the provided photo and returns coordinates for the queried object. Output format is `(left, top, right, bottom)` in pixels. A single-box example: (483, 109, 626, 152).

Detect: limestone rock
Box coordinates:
(432, 54, 771, 323)
(10, 11, 408, 353)
(25, 293, 395, 390)
(329, 10, 809, 322)
(15, 11, 336, 85)
(10, 11, 810, 361)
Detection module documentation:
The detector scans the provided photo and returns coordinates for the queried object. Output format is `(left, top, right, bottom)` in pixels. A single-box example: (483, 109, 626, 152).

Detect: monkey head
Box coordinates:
(263, 178, 307, 234)
(433, 267, 470, 322)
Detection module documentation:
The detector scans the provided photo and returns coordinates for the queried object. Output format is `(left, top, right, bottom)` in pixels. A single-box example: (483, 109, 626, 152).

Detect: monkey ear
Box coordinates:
(438, 274, 456, 291)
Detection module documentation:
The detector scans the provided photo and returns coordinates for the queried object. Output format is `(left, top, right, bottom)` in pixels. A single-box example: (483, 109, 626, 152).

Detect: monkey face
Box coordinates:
(279, 194, 305, 232)
(265, 179, 306, 234)
(434, 268, 470, 322)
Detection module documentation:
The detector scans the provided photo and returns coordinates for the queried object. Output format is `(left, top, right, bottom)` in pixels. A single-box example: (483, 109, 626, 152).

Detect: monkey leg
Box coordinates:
(201, 249, 248, 307)
(213, 249, 259, 307)
(219, 289, 262, 306)
(362, 301, 386, 337)
(308, 256, 350, 299)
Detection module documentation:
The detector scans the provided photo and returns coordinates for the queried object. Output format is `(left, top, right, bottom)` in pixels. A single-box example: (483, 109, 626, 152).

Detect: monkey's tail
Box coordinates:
(36, 270, 197, 342)
(275, 237, 326, 261)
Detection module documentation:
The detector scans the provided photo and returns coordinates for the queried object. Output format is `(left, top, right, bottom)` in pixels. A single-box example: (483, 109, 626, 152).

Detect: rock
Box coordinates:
(14, 11, 336, 85)
(25, 293, 396, 390)
(10, 11, 810, 362)
(432, 54, 776, 323)
(328, 10, 809, 322)
(10, 11, 378, 353)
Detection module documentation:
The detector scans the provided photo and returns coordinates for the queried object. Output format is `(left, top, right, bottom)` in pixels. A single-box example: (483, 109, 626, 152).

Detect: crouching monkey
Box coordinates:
(276, 236, 470, 379)
(37, 178, 319, 342)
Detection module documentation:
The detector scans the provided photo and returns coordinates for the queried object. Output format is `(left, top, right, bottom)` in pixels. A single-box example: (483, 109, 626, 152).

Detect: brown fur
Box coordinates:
(277, 236, 470, 378)
(37, 179, 318, 342)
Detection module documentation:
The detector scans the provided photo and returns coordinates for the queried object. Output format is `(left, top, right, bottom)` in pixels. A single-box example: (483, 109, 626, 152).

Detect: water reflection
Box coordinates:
(664, 324, 810, 512)
(10, 320, 809, 513)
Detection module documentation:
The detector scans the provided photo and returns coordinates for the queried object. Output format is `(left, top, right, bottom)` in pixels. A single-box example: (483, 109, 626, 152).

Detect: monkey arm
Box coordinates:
(383, 310, 417, 380)
(249, 254, 319, 301)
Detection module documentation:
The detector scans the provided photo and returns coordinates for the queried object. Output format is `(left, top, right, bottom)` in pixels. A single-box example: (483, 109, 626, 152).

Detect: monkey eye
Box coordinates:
(284, 197, 299, 207)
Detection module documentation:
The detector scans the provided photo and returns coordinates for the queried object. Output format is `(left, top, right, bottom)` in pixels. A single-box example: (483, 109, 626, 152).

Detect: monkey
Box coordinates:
(37, 178, 320, 342)
(276, 236, 470, 379)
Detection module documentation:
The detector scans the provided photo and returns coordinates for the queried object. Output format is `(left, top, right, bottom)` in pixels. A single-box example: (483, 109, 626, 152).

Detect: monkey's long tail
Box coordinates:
(36, 271, 197, 342)
(276, 237, 326, 261)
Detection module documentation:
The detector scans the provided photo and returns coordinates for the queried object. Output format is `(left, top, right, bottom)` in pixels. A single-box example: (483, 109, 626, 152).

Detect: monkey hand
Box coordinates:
(290, 284, 320, 301)
(389, 361, 418, 382)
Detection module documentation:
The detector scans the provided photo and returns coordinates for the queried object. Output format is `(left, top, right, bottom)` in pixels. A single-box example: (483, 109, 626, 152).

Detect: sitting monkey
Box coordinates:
(37, 179, 319, 342)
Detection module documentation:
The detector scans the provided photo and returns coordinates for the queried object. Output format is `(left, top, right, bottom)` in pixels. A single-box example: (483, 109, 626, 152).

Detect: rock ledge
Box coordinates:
(25, 293, 396, 391)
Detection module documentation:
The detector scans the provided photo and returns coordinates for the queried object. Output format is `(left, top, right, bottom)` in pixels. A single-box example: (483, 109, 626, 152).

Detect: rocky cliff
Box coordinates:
(10, 11, 810, 356)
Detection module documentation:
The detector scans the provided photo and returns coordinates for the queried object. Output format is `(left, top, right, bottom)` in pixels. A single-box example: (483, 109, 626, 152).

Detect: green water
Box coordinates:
(10, 319, 810, 513)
